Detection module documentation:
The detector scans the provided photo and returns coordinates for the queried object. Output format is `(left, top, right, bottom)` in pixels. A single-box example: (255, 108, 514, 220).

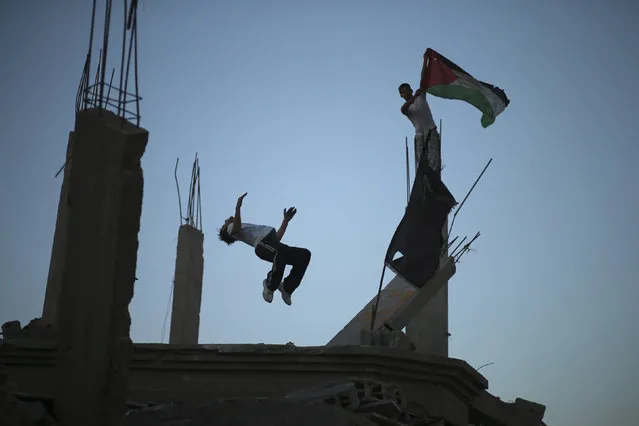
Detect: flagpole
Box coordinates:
(405, 136, 410, 206)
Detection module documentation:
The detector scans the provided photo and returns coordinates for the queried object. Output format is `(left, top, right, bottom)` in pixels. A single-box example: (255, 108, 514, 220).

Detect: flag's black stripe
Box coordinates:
(435, 50, 510, 107)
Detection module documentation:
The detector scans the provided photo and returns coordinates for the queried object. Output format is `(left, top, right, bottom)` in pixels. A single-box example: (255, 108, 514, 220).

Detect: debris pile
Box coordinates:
(124, 398, 377, 426)
(0, 364, 57, 426)
(285, 378, 445, 426)
(360, 328, 416, 351)
(1, 319, 57, 343)
(0, 373, 446, 426)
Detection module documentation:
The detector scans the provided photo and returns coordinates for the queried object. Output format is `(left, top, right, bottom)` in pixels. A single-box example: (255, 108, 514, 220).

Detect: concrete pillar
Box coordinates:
(169, 224, 204, 345)
(385, 258, 455, 332)
(406, 285, 449, 356)
(406, 130, 449, 357)
(54, 109, 148, 426)
(42, 132, 74, 326)
(326, 275, 416, 347)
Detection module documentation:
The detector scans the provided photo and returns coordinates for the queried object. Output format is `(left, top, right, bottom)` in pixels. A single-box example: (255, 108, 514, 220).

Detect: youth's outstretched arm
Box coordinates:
(231, 192, 247, 234)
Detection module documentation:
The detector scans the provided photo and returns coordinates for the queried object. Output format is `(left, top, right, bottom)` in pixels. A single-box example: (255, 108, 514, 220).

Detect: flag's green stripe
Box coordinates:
(427, 83, 497, 128)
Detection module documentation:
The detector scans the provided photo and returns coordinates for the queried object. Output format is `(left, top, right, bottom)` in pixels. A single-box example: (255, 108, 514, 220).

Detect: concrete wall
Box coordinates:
(0, 343, 487, 426)
(53, 109, 148, 426)
(406, 285, 449, 356)
(169, 225, 204, 345)
(42, 132, 74, 327)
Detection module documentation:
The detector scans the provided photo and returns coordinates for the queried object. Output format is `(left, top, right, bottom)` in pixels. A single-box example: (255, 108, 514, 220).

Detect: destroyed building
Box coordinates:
(0, 2, 547, 425)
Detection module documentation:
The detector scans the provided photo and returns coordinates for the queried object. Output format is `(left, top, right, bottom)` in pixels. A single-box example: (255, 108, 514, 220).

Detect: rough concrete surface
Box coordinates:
(327, 276, 416, 347)
(125, 398, 377, 426)
(41, 131, 74, 327)
(53, 109, 148, 426)
(170, 224, 205, 345)
(0, 365, 56, 426)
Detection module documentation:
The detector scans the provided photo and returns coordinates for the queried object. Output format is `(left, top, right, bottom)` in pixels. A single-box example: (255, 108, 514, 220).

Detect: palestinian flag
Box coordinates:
(421, 48, 510, 128)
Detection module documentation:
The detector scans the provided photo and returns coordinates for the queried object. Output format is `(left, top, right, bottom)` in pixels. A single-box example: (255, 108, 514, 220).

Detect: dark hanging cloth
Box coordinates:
(385, 136, 457, 288)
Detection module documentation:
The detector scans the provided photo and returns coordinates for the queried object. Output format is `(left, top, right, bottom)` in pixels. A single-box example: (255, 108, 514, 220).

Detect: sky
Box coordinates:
(1, 1, 638, 425)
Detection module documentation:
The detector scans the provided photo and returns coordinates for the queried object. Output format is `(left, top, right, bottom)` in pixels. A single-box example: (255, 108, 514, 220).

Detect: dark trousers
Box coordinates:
(254, 230, 311, 294)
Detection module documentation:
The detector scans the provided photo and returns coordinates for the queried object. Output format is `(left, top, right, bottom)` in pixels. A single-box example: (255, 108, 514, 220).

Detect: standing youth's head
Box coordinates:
(398, 83, 412, 101)
(217, 216, 236, 245)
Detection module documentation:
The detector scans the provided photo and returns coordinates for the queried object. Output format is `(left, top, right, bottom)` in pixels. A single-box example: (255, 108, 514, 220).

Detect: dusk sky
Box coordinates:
(1, 1, 638, 425)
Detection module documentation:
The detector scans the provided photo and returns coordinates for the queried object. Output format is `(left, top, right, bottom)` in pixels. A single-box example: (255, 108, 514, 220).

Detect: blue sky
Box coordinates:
(1, 1, 638, 425)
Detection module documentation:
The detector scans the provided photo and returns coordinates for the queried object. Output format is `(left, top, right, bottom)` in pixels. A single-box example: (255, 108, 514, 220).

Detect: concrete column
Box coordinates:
(42, 132, 74, 326)
(406, 130, 449, 357)
(406, 284, 449, 356)
(326, 275, 416, 347)
(54, 109, 148, 426)
(385, 258, 455, 333)
(169, 224, 204, 345)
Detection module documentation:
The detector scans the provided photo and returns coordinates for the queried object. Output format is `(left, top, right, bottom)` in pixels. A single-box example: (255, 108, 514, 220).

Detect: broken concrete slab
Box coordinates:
(1, 321, 22, 339)
(354, 399, 402, 418)
(366, 413, 407, 426)
(286, 381, 361, 411)
(360, 327, 416, 351)
(328, 257, 455, 349)
(471, 390, 547, 426)
(514, 397, 546, 424)
(327, 275, 416, 347)
(125, 398, 378, 426)
(0, 374, 57, 426)
(2, 342, 488, 416)
(286, 377, 409, 420)
(384, 258, 455, 333)
(1, 318, 57, 343)
(42, 131, 74, 328)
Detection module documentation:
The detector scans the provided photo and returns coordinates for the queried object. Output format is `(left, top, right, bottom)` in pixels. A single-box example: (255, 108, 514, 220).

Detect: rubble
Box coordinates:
(285, 378, 445, 426)
(360, 327, 417, 351)
(1, 321, 21, 340)
(1, 319, 57, 343)
(0, 365, 57, 426)
(0, 369, 448, 426)
(124, 398, 377, 426)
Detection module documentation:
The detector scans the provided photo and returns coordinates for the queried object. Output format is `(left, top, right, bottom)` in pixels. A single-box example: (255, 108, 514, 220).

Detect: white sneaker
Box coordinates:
(278, 284, 292, 306)
(262, 280, 274, 303)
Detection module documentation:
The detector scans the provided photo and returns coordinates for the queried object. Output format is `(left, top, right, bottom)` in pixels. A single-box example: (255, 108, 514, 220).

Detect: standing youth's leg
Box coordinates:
(427, 129, 442, 178)
(415, 129, 440, 171)
(414, 133, 426, 169)
(281, 246, 311, 294)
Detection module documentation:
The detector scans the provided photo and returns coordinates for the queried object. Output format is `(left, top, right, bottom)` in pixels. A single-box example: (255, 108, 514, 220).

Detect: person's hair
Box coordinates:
(398, 83, 411, 93)
(218, 225, 236, 245)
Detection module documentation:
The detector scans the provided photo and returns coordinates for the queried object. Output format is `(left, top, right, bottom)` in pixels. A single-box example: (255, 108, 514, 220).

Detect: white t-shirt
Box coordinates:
(405, 94, 436, 135)
(227, 222, 275, 247)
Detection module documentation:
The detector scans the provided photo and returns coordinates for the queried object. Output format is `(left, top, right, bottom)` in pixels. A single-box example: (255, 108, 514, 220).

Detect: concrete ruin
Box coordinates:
(169, 224, 204, 345)
(41, 132, 74, 327)
(0, 341, 547, 426)
(328, 257, 456, 348)
(0, 112, 547, 426)
(53, 108, 148, 426)
(168, 154, 205, 345)
(0, 2, 546, 425)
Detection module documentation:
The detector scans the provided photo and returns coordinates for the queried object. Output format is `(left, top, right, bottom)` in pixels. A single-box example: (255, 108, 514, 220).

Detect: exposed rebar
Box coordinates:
(448, 158, 493, 237)
(174, 158, 184, 226)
